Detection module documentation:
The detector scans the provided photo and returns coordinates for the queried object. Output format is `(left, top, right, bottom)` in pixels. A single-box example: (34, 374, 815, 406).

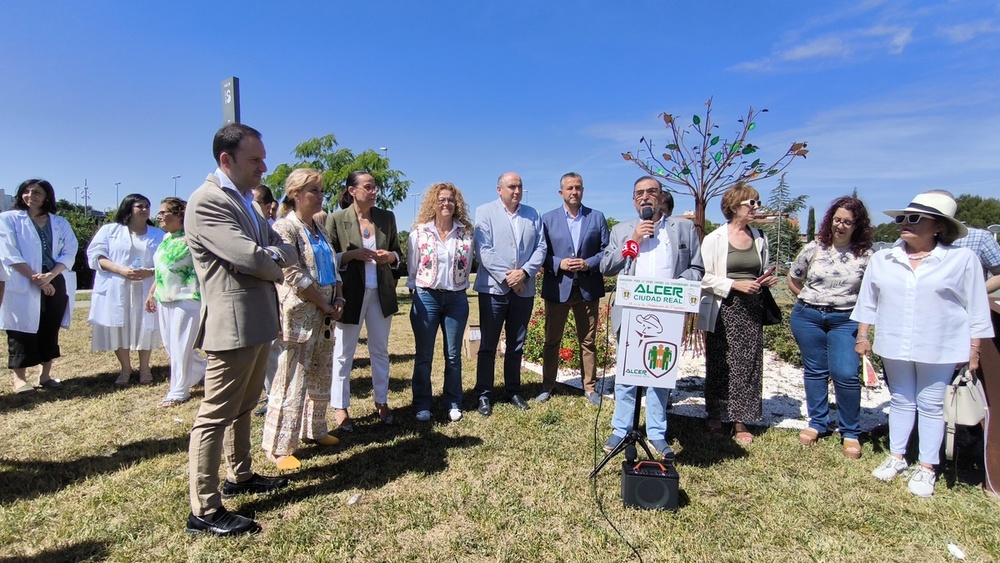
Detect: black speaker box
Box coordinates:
(621, 460, 679, 511)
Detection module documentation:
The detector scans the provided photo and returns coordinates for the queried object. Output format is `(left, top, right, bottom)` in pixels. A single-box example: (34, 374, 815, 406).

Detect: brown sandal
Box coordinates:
(842, 438, 862, 459)
(799, 427, 820, 446)
(734, 423, 754, 445)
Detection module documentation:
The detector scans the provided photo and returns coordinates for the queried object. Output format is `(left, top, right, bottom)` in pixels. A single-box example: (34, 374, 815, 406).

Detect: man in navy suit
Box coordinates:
(599, 176, 704, 460)
(537, 172, 610, 405)
(472, 172, 547, 416)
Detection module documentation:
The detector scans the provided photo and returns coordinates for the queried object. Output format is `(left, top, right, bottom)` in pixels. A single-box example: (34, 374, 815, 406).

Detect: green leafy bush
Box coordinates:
(522, 299, 617, 370)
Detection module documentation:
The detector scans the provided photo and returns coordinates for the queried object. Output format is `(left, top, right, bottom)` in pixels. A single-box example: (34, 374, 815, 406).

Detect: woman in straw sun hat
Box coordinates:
(851, 190, 993, 497)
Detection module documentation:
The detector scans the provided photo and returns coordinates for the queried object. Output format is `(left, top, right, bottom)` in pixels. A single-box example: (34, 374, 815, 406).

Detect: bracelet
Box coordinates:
(334, 297, 346, 303)
(856, 337, 870, 343)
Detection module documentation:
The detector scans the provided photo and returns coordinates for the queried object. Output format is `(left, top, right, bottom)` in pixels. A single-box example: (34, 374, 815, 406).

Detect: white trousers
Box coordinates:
(157, 299, 207, 401)
(331, 287, 393, 408)
(882, 358, 954, 466)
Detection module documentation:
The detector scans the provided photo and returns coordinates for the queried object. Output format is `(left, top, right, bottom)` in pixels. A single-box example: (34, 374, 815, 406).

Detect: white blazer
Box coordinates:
(0, 210, 79, 332)
(697, 224, 769, 332)
(86, 222, 163, 328)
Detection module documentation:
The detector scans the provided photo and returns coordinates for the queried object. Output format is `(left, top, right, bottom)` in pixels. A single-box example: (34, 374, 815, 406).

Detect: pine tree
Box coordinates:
(806, 207, 816, 242)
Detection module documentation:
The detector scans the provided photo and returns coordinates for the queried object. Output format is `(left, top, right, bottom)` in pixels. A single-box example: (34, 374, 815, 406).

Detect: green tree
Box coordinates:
(954, 194, 1000, 228)
(398, 230, 409, 262)
(872, 222, 899, 242)
(264, 134, 411, 211)
(806, 207, 816, 242)
(606, 217, 620, 230)
(622, 97, 808, 239)
(759, 173, 807, 269)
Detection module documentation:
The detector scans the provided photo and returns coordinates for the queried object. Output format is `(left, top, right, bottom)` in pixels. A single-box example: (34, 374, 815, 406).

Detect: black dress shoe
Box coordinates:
(185, 508, 261, 537)
(221, 473, 289, 499)
(509, 395, 530, 410)
(477, 397, 492, 417)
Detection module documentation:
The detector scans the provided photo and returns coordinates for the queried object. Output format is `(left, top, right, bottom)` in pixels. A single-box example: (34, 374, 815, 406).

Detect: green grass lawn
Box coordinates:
(1, 297, 998, 562)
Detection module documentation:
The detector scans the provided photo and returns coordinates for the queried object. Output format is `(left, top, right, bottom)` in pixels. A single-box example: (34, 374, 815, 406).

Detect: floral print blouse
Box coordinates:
(153, 230, 200, 303)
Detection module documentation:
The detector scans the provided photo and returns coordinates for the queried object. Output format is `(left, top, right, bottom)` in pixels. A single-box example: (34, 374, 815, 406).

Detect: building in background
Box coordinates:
(0, 189, 13, 211)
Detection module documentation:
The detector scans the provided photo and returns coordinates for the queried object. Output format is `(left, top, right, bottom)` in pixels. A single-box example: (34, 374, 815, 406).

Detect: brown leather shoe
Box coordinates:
(842, 438, 862, 459)
(799, 427, 820, 446)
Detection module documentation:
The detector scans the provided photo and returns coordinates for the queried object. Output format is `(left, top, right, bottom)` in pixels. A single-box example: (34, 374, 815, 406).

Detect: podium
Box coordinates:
(613, 275, 702, 390)
(589, 275, 702, 510)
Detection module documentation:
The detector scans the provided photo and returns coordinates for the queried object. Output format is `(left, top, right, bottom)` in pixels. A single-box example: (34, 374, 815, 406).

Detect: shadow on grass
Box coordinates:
(667, 416, 749, 466)
(0, 371, 168, 413)
(0, 540, 109, 563)
(0, 436, 188, 504)
(240, 433, 482, 514)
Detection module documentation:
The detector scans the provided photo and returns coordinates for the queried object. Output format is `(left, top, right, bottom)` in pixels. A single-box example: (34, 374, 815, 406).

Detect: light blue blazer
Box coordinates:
(472, 198, 547, 297)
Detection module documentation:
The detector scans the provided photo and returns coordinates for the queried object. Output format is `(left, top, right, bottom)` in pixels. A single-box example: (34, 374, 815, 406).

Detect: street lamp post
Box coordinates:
(172, 175, 181, 197)
(115, 182, 121, 204)
(74, 186, 80, 206)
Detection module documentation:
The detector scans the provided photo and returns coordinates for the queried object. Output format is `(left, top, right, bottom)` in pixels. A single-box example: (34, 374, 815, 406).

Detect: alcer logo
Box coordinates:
(634, 283, 684, 297)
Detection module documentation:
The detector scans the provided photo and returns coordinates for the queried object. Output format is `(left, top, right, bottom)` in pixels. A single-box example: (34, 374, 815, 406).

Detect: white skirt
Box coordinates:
(91, 280, 162, 351)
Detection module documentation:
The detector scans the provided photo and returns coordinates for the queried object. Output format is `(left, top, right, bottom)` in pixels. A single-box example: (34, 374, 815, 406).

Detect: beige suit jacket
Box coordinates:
(184, 174, 297, 352)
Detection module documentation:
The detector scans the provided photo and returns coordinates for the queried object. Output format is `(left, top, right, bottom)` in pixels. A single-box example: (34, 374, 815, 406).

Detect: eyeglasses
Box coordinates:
(437, 197, 456, 205)
(155, 211, 174, 218)
(633, 188, 661, 200)
(740, 199, 760, 208)
(894, 213, 928, 225)
(832, 217, 855, 227)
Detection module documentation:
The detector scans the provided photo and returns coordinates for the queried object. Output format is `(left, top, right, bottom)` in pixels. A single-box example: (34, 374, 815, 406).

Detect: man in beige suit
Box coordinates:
(183, 124, 296, 536)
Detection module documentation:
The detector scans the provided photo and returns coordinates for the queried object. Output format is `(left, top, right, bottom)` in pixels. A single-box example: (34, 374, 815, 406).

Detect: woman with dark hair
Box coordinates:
(406, 182, 474, 422)
(788, 196, 873, 458)
(0, 179, 78, 393)
(698, 182, 779, 445)
(261, 169, 345, 469)
(87, 193, 164, 385)
(853, 191, 992, 497)
(144, 197, 205, 407)
(326, 171, 402, 431)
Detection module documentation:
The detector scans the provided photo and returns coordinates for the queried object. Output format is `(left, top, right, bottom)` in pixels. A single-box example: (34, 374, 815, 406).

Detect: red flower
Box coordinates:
(559, 348, 573, 361)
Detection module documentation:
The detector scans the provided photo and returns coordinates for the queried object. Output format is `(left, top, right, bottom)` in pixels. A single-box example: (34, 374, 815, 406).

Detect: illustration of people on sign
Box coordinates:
(647, 344, 673, 370)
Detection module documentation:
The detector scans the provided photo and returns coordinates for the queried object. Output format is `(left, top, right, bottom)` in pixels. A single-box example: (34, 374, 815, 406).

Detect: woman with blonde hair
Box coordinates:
(407, 182, 474, 422)
(698, 182, 779, 445)
(262, 168, 345, 470)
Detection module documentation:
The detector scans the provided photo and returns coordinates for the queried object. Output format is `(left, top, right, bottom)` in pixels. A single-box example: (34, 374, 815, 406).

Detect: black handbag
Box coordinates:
(761, 287, 782, 326)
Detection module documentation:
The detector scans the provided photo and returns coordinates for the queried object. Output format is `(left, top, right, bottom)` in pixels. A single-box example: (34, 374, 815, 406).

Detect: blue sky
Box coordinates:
(2, 1, 998, 229)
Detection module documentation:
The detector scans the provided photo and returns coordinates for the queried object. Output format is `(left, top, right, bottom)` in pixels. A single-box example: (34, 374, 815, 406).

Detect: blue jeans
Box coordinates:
(475, 292, 534, 399)
(410, 288, 469, 412)
(789, 302, 861, 439)
(610, 384, 670, 442)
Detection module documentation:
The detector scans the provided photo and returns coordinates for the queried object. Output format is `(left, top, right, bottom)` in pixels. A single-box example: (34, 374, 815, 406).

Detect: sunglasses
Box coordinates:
(740, 199, 760, 208)
(894, 213, 929, 225)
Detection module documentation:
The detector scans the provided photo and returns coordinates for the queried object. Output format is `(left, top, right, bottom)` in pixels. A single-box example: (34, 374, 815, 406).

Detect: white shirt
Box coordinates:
(634, 216, 675, 279)
(505, 201, 524, 250)
(851, 241, 994, 364)
(213, 168, 261, 240)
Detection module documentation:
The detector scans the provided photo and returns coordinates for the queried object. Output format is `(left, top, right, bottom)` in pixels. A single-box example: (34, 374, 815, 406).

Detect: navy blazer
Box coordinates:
(540, 205, 609, 302)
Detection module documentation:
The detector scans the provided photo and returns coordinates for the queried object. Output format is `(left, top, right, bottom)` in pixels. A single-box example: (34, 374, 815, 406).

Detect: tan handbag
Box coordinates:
(943, 366, 988, 461)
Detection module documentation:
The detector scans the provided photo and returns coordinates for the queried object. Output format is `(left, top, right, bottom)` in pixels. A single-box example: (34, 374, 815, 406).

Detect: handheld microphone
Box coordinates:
(640, 206, 654, 238)
(622, 239, 639, 272)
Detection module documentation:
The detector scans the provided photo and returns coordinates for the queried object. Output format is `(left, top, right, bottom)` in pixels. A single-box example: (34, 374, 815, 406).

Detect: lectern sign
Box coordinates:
(615, 276, 700, 389)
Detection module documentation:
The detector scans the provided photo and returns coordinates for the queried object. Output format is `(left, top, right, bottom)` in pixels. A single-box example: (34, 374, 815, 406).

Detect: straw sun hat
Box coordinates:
(883, 191, 968, 240)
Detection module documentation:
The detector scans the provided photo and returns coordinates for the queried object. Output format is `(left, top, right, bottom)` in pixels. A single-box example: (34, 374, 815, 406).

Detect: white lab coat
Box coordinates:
(0, 210, 79, 332)
(86, 222, 163, 328)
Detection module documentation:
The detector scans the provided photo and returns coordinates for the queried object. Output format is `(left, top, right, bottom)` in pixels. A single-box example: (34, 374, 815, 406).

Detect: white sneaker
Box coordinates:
(908, 467, 936, 497)
(448, 408, 462, 422)
(872, 456, 909, 481)
(415, 410, 432, 422)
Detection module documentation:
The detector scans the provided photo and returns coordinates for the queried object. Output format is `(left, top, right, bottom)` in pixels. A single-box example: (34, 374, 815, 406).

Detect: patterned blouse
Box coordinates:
(153, 230, 200, 303)
(790, 241, 871, 310)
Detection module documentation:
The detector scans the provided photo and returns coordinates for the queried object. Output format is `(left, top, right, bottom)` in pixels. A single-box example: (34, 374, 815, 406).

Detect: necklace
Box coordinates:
(362, 227, 371, 237)
(907, 253, 931, 261)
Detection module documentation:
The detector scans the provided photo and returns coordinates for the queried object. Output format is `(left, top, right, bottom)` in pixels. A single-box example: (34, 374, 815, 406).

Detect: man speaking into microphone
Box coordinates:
(600, 176, 704, 459)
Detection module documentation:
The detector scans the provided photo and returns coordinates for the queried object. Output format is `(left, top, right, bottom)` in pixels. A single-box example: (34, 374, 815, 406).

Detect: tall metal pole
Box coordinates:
(82, 179, 92, 218)
(172, 175, 181, 197)
(74, 186, 80, 206)
(115, 182, 121, 205)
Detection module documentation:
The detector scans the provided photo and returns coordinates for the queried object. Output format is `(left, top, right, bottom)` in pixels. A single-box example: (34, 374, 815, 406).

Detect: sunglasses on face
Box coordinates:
(894, 213, 928, 225)
(740, 199, 760, 208)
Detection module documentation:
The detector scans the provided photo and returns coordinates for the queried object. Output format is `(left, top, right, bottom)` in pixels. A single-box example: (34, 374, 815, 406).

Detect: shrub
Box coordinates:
(523, 299, 617, 370)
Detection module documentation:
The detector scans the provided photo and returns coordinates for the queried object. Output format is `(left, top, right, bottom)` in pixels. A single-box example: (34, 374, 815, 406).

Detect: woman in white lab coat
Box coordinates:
(87, 193, 164, 386)
(0, 179, 78, 393)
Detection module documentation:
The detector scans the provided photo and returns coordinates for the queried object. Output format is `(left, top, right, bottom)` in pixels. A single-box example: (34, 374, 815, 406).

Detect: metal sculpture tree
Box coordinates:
(622, 97, 809, 239)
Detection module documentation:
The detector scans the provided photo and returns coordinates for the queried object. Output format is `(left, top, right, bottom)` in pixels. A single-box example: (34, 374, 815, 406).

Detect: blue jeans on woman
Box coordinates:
(789, 302, 862, 440)
(410, 288, 469, 412)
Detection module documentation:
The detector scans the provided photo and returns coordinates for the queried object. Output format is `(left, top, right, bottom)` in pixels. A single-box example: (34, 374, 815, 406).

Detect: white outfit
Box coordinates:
(697, 224, 769, 332)
(0, 210, 78, 332)
(330, 286, 392, 407)
(851, 241, 994, 465)
(86, 223, 164, 350)
(158, 300, 207, 400)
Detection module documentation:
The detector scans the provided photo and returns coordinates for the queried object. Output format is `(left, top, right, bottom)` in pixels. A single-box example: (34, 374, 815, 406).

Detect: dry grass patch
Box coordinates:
(1, 299, 998, 562)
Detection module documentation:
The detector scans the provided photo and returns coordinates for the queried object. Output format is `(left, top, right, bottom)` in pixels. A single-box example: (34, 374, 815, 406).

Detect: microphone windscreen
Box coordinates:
(640, 207, 654, 221)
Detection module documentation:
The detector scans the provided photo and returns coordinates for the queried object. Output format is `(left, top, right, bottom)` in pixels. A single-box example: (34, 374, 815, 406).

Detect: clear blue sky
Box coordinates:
(2, 1, 998, 229)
